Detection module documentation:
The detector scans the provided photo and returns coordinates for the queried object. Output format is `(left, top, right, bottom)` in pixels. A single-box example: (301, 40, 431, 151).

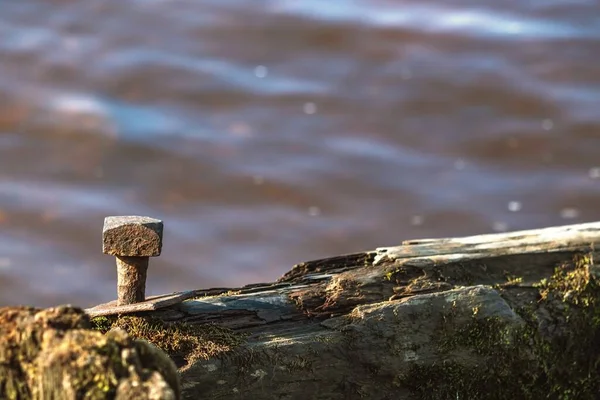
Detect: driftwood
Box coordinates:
(91, 221, 598, 400)
(5, 222, 600, 399)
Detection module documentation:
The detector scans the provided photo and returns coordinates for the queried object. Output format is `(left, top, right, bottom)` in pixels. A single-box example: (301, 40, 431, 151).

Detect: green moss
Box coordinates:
(384, 269, 398, 281)
(1, 306, 180, 399)
(437, 316, 519, 356)
(528, 252, 600, 399)
(91, 315, 246, 368)
(396, 362, 514, 399)
(503, 273, 524, 287)
(538, 253, 598, 307)
(396, 252, 600, 400)
(90, 316, 112, 331)
(38, 330, 123, 399)
(398, 315, 545, 399)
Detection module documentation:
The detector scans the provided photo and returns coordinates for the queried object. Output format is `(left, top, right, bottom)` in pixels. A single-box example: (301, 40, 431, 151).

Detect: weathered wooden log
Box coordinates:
(82, 221, 600, 399)
(10, 221, 600, 399)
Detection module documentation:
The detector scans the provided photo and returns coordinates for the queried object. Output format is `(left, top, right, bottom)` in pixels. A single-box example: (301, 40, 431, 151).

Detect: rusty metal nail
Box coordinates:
(102, 216, 163, 306)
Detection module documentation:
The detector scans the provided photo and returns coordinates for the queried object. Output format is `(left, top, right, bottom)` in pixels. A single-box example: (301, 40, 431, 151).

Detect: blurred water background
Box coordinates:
(1, 0, 599, 308)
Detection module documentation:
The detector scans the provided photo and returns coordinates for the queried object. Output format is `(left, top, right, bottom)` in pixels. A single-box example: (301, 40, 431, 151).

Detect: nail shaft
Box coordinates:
(116, 256, 149, 305)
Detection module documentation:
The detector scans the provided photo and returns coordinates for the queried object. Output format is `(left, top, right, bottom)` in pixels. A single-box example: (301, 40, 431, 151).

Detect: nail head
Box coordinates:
(102, 216, 163, 257)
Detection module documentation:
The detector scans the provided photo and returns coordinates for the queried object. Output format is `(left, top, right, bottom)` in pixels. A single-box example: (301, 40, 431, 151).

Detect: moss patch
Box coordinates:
(530, 252, 600, 399)
(91, 315, 246, 369)
(0, 306, 179, 399)
(37, 329, 127, 399)
(396, 252, 600, 400)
